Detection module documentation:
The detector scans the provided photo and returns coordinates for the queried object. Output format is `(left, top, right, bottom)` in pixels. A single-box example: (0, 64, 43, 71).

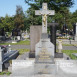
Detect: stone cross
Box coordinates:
(35, 3, 55, 33)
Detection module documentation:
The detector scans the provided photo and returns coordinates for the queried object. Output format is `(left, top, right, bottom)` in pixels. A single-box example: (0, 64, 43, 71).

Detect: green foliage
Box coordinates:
(71, 10, 77, 24)
(0, 72, 11, 75)
(0, 72, 6, 75)
(0, 0, 76, 32)
(25, 0, 74, 30)
(62, 50, 77, 60)
(17, 49, 30, 55)
(14, 5, 25, 30)
(0, 15, 14, 32)
(0, 40, 30, 45)
(25, 0, 74, 10)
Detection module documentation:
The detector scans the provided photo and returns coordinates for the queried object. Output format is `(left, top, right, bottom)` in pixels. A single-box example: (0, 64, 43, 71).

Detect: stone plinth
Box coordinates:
(34, 63, 56, 74)
(35, 33, 55, 74)
(35, 38, 54, 63)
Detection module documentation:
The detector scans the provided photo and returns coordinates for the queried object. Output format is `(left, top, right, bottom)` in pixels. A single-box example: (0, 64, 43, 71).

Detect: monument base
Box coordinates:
(34, 63, 56, 74)
(29, 52, 35, 58)
(11, 59, 77, 77)
(55, 53, 63, 58)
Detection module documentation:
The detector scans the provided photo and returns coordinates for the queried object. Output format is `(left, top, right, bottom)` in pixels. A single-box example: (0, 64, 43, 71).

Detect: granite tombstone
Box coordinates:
(29, 26, 42, 58)
(48, 22, 58, 53)
(75, 23, 77, 41)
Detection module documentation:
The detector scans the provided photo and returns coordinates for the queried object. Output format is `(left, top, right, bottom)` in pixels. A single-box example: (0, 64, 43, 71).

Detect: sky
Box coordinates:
(0, 0, 77, 17)
(0, 0, 29, 17)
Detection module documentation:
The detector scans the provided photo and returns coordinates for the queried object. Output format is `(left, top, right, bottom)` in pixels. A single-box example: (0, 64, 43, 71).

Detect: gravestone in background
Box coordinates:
(62, 24, 67, 36)
(29, 26, 42, 58)
(35, 3, 55, 74)
(48, 23, 63, 58)
(12, 28, 21, 43)
(75, 23, 77, 41)
(73, 23, 76, 35)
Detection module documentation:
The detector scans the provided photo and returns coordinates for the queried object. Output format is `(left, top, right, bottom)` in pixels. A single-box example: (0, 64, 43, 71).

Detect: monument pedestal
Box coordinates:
(35, 63, 56, 74)
(35, 33, 55, 74)
(29, 52, 35, 58)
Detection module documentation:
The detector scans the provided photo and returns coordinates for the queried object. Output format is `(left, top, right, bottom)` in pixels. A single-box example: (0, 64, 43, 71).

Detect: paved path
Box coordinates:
(11, 45, 77, 50)
(62, 46, 77, 50)
(57, 46, 77, 50)
(11, 45, 30, 49)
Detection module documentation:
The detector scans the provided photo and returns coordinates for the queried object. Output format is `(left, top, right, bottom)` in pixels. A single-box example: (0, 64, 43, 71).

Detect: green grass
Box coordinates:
(0, 40, 30, 45)
(6, 72, 11, 75)
(0, 72, 11, 75)
(0, 72, 6, 75)
(62, 44, 74, 46)
(56, 43, 74, 46)
(17, 49, 30, 55)
(62, 50, 77, 60)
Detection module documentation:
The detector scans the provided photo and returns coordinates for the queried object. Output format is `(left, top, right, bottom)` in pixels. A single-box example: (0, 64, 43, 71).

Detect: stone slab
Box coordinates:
(11, 59, 77, 77)
(75, 36, 77, 41)
(55, 53, 63, 58)
(34, 63, 56, 74)
(55, 60, 77, 77)
(12, 60, 35, 76)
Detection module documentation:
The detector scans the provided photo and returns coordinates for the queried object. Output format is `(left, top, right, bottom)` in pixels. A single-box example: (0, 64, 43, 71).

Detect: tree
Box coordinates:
(0, 15, 14, 32)
(71, 10, 77, 24)
(14, 5, 24, 30)
(25, 0, 74, 11)
(25, 0, 74, 30)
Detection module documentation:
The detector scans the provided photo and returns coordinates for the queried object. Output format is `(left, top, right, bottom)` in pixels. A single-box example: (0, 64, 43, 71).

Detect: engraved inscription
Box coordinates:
(38, 48, 51, 60)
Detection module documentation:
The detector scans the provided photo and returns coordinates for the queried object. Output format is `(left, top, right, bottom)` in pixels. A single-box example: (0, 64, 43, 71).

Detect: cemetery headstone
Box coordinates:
(25, 30, 29, 39)
(29, 26, 42, 58)
(48, 22, 58, 53)
(62, 24, 67, 36)
(35, 3, 55, 74)
(73, 23, 76, 35)
(75, 23, 77, 41)
(12, 28, 21, 43)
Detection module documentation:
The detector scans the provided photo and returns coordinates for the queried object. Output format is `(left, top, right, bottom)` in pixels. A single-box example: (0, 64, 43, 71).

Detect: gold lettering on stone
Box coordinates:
(38, 48, 51, 60)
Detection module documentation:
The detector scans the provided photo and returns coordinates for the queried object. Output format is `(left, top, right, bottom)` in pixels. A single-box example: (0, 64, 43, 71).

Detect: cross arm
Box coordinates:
(35, 10, 42, 15)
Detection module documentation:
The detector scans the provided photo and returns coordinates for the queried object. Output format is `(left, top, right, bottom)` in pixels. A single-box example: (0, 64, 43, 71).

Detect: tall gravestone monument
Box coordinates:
(29, 26, 42, 58)
(48, 22, 58, 53)
(35, 3, 55, 74)
(75, 23, 77, 41)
